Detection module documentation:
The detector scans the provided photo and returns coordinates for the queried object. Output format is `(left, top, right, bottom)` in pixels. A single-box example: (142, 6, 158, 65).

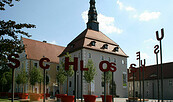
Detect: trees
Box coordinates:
(29, 66, 42, 93)
(19, 67, 28, 93)
(15, 73, 22, 92)
(0, 0, 35, 66)
(102, 71, 112, 95)
(64, 52, 74, 95)
(83, 59, 96, 95)
(0, 68, 12, 92)
(38, 72, 43, 94)
(56, 66, 66, 94)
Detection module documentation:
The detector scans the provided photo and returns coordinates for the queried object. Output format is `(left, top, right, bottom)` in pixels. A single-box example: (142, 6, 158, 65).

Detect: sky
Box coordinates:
(1, 0, 173, 67)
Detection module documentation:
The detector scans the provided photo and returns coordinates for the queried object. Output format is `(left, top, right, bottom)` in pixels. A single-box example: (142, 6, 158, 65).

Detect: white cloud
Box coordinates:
(117, 0, 123, 10)
(49, 40, 57, 45)
(81, 11, 123, 34)
(125, 6, 136, 11)
(117, 0, 136, 12)
(137, 11, 161, 21)
(81, 11, 88, 23)
(144, 38, 157, 44)
(141, 52, 151, 60)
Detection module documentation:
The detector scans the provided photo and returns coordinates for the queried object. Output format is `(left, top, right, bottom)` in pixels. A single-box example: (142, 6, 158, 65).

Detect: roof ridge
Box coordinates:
(22, 37, 65, 48)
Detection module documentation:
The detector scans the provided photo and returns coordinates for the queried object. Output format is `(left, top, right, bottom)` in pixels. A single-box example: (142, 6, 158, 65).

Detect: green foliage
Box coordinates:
(0, 0, 20, 10)
(109, 81, 116, 96)
(20, 67, 28, 85)
(56, 67, 66, 85)
(64, 52, 74, 77)
(0, 0, 36, 66)
(38, 71, 43, 84)
(83, 59, 96, 83)
(0, 68, 12, 92)
(29, 66, 42, 86)
(15, 74, 22, 85)
(101, 71, 112, 83)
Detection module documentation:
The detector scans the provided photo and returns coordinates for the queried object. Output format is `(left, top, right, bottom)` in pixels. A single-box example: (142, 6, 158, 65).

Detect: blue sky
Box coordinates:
(1, 0, 173, 67)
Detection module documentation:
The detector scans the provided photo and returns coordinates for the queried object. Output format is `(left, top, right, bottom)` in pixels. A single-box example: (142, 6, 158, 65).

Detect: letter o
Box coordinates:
(99, 61, 110, 72)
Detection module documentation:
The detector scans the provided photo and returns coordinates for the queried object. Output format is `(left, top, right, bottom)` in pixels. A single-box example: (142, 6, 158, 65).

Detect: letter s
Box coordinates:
(110, 62, 117, 72)
(8, 54, 20, 69)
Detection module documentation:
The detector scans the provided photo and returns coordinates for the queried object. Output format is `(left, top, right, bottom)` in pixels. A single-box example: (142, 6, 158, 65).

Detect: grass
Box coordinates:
(0, 99, 20, 102)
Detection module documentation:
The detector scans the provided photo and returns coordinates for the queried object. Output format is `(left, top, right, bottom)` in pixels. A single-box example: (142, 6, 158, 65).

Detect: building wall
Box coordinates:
(60, 48, 128, 98)
(128, 79, 173, 99)
(15, 51, 59, 96)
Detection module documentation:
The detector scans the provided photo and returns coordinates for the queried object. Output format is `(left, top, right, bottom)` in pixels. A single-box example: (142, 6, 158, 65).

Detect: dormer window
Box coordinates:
(90, 41, 96, 46)
(103, 44, 108, 49)
(70, 44, 75, 48)
(113, 47, 119, 52)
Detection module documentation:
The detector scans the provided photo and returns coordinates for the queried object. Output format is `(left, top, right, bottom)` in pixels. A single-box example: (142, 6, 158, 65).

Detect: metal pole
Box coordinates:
(136, 51, 141, 102)
(11, 68, 14, 102)
(139, 59, 141, 102)
(156, 53, 160, 102)
(43, 69, 46, 102)
(112, 72, 114, 102)
(104, 72, 106, 102)
(81, 50, 83, 102)
(140, 59, 146, 102)
(74, 71, 77, 102)
(133, 72, 135, 102)
(160, 39, 163, 102)
(156, 28, 164, 102)
(142, 63, 145, 102)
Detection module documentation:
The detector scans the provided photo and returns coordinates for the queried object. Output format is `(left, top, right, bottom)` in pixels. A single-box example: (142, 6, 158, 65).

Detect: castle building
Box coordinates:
(58, 0, 128, 98)
(16, 0, 128, 98)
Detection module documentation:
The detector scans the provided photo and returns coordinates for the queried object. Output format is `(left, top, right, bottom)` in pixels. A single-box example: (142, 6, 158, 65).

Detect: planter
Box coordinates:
(19, 93, 28, 99)
(100, 95, 113, 102)
(14, 93, 18, 97)
(0, 92, 8, 97)
(83, 95, 98, 102)
(29, 93, 41, 101)
(40, 94, 44, 99)
(8, 93, 12, 98)
(46, 93, 50, 98)
(55, 94, 67, 99)
(61, 95, 75, 102)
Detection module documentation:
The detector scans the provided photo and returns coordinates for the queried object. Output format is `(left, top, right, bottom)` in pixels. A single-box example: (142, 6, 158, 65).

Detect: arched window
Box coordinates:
(88, 53, 91, 58)
(101, 56, 104, 60)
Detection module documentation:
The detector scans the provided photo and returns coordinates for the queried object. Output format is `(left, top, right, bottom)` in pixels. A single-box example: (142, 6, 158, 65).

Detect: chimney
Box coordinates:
(43, 40, 47, 43)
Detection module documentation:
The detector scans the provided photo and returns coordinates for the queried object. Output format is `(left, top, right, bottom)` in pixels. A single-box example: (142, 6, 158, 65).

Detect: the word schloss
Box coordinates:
(8, 54, 118, 72)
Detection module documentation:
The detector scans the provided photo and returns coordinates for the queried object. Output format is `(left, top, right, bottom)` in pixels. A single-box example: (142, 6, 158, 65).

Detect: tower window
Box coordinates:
(113, 47, 119, 52)
(90, 41, 96, 46)
(102, 44, 108, 49)
(122, 60, 125, 64)
(101, 56, 104, 60)
(78, 53, 81, 58)
(69, 81, 72, 87)
(169, 80, 173, 86)
(108, 57, 111, 62)
(57, 65, 59, 71)
(114, 58, 116, 63)
(70, 44, 75, 48)
(88, 53, 91, 58)
(34, 63, 37, 68)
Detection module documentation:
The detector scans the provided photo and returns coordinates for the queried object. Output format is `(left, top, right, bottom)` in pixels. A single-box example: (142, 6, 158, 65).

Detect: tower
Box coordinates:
(87, 0, 99, 31)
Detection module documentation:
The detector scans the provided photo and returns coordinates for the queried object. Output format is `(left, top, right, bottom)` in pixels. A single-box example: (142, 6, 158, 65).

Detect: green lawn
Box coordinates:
(0, 99, 19, 102)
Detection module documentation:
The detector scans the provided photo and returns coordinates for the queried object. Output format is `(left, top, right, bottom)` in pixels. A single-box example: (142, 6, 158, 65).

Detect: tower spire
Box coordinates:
(87, 0, 99, 31)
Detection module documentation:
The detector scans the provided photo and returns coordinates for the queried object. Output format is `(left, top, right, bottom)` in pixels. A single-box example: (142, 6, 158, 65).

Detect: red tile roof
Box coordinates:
(22, 37, 65, 63)
(59, 29, 128, 57)
(128, 62, 173, 81)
